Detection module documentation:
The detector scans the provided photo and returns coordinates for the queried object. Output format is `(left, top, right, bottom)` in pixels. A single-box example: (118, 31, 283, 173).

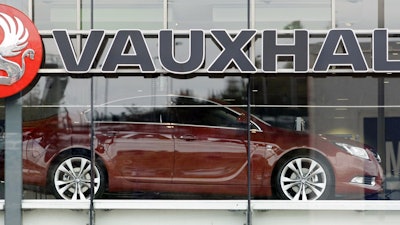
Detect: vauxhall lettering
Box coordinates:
(52, 29, 400, 74)
(313, 29, 368, 72)
(53, 30, 105, 73)
(262, 30, 309, 72)
(159, 30, 204, 74)
(208, 30, 257, 73)
(102, 30, 156, 72)
(373, 29, 400, 72)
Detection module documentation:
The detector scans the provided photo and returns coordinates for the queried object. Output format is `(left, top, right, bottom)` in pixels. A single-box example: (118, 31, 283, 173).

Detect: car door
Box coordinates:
(171, 96, 249, 185)
(94, 96, 174, 183)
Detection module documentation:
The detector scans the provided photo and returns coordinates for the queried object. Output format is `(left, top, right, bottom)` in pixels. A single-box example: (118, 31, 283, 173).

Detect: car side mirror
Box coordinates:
(237, 113, 247, 123)
(236, 113, 250, 129)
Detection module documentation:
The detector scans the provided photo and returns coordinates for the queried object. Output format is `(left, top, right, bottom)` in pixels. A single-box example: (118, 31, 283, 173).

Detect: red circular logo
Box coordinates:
(0, 4, 43, 98)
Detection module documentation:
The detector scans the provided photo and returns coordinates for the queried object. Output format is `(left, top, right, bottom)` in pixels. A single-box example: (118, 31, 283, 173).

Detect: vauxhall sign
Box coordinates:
(52, 29, 400, 74)
(0, 4, 43, 98)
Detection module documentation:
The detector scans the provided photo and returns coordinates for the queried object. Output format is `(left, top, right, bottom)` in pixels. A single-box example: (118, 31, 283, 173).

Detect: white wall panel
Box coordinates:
(1, 200, 400, 225)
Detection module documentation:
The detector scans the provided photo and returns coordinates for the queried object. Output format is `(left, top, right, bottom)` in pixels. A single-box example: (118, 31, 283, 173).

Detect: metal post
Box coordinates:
(89, 0, 96, 224)
(377, 0, 386, 179)
(246, 78, 252, 225)
(246, 1, 253, 225)
(4, 93, 23, 225)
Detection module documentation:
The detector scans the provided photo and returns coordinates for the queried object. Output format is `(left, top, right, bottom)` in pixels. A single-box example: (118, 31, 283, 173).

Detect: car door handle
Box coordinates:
(179, 135, 197, 141)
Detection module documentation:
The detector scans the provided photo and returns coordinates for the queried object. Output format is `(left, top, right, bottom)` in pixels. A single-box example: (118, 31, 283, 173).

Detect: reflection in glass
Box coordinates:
(255, 0, 331, 29)
(33, 0, 78, 29)
(385, 0, 400, 29)
(15, 74, 386, 201)
(250, 76, 308, 130)
(335, 0, 377, 29)
(250, 76, 385, 200)
(14, 0, 397, 202)
(21, 77, 91, 199)
(382, 77, 400, 200)
(168, 0, 248, 29)
(87, 0, 164, 29)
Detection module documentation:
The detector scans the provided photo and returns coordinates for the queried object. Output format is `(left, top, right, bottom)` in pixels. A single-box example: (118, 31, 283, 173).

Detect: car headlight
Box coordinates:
(335, 143, 370, 160)
(375, 152, 382, 163)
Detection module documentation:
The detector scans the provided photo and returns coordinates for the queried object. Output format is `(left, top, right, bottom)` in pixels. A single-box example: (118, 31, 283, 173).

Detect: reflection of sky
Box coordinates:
(336, 0, 400, 29)
(335, 0, 378, 28)
(381, 0, 400, 29)
(29, 0, 400, 106)
(32, 0, 400, 30)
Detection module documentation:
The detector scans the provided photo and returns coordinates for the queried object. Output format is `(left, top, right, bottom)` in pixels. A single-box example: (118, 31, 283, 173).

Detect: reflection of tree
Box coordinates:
(23, 77, 69, 121)
(22, 82, 42, 121)
(221, 78, 247, 104)
(211, 78, 247, 105)
(177, 89, 193, 97)
(284, 20, 303, 30)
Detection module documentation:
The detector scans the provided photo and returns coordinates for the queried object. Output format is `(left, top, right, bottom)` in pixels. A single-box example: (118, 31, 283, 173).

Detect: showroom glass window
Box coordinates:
(332, 0, 398, 198)
(85, 0, 252, 200)
(13, 0, 394, 202)
(252, 0, 332, 131)
(255, 0, 332, 29)
(94, 0, 249, 201)
(380, 0, 400, 190)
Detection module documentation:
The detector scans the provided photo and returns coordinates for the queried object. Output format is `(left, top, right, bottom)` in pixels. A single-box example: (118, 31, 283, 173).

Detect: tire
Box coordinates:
(49, 154, 106, 200)
(274, 153, 334, 200)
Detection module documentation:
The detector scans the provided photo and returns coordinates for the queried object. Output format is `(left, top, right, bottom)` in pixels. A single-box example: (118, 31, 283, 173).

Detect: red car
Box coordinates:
(4, 95, 383, 200)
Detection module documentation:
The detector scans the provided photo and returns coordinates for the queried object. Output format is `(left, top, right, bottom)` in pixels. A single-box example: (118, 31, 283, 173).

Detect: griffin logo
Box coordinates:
(0, 4, 42, 98)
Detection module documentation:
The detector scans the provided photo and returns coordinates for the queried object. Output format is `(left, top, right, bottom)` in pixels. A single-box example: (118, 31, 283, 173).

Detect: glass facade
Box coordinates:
(2, 0, 400, 224)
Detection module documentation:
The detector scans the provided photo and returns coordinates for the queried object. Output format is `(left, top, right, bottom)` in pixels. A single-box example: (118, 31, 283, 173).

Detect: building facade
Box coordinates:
(1, 0, 400, 225)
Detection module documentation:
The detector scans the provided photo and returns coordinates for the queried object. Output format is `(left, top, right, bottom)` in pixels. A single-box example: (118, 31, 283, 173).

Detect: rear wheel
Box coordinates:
(49, 155, 105, 200)
(274, 153, 334, 200)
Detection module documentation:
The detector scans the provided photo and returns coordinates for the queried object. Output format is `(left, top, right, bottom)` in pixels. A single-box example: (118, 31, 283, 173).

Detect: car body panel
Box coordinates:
(97, 122, 175, 182)
(0, 95, 385, 199)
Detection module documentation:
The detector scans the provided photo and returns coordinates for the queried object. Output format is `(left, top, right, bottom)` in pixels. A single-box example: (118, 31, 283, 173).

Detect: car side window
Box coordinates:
(172, 97, 244, 128)
(91, 96, 171, 123)
(94, 106, 170, 123)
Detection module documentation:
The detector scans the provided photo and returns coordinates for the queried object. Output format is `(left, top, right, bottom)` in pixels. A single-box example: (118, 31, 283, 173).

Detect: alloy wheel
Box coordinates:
(53, 156, 101, 200)
(279, 157, 328, 200)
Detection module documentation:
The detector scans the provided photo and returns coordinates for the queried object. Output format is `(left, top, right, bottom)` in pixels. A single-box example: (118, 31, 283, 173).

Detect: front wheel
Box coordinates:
(274, 154, 334, 200)
(49, 155, 106, 200)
